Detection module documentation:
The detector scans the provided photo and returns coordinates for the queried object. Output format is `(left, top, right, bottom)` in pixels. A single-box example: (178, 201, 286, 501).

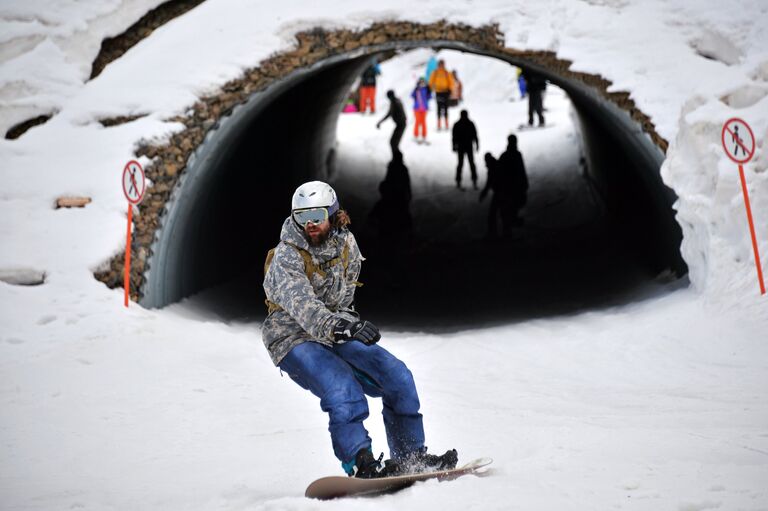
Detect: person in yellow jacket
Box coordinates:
(428, 60, 454, 131)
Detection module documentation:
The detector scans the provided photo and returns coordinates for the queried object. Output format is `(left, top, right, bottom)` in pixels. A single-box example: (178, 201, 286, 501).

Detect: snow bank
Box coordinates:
(0, 0, 167, 135)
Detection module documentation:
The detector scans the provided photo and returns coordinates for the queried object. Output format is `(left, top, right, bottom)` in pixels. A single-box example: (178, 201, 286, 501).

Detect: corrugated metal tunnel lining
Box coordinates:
(140, 41, 687, 325)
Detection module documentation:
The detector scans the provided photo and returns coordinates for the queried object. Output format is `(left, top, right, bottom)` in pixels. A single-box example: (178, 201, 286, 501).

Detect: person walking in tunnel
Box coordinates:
(497, 134, 529, 227)
(424, 51, 438, 84)
(516, 68, 527, 100)
(370, 152, 414, 244)
(262, 181, 458, 478)
(449, 70, 463, 107)
(522, 69, 546, 127)
(452, 110, 479, 190)
(411, 77, 431, 144)
(359, 59, 381, 114)
(377, 90, 407, 158)
(479, 152, 513, 238)
(429, 59, 454, 131)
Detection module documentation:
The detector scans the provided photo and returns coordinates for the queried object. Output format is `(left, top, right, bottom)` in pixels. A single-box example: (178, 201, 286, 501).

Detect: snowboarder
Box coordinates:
(359, 60, 381, 114)
(522, 69, 546, 127)
(262, 181, 458, 478)
(377, 90, 407, 158)
(410, 77, 431, 144)
(497, 134, 528, 227)
(452, 110, 479, 190)
(428, 59, 454, 131)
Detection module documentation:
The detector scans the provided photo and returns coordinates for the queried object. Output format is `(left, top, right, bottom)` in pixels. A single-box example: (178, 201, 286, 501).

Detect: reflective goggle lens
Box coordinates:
(293, 207, 329, 226)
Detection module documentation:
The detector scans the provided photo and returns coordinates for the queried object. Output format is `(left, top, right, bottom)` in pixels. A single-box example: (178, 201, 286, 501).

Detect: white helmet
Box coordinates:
(291, 181, 339, 215)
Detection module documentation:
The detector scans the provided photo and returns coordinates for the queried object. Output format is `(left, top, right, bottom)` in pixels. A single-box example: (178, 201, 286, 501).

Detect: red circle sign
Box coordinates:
(721, 118, 755, 164)
(122, 160, 146, 204)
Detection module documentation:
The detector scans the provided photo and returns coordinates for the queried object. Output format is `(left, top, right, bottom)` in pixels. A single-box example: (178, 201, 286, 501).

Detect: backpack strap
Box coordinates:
(263, 240, 361, 313)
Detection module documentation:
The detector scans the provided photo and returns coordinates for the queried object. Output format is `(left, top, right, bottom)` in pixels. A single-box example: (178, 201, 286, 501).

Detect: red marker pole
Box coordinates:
(737, 164, 765, 295)
(124, 205, 133, 307)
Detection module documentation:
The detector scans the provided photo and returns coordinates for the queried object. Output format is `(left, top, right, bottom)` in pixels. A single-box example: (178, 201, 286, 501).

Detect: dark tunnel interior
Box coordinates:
(141, 44, 688, 329)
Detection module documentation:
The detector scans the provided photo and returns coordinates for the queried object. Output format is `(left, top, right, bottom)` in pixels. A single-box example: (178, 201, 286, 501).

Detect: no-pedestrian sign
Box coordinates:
(122, 160, 146, 204)
(721, 118, 755, 164)
(121, 160, 146, 307)
(721, 117, 764, 295)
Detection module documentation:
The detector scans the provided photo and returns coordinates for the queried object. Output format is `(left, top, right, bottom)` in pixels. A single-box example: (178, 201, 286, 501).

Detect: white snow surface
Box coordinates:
(1, 1, 767, 510)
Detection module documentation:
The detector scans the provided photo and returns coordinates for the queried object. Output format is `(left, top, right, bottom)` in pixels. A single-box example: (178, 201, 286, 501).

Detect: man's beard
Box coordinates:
(307, 227, 332, 246)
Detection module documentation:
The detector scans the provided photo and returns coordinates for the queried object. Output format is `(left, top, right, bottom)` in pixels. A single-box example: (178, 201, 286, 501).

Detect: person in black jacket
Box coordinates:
(496, 134, 528, 228)
(377, 90, 407, 158)
(451, 110, 479, 190)
(522, 69, 546, 127)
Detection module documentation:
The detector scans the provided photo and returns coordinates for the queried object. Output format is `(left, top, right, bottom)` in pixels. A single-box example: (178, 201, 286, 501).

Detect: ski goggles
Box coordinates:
(293, 207, 329, 227)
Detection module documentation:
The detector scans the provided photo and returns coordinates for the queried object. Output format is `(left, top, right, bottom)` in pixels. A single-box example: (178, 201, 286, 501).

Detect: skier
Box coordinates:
(376, 90, 407, 158)
(497, 134, 528, 226)
(262, 181, 458, 478)
(452, 110, 479, 190)
(522, 69, 545, 126)
(428, 59, 454, 131)
(359, 60, 381, 114)
(410, 77, 431, 144)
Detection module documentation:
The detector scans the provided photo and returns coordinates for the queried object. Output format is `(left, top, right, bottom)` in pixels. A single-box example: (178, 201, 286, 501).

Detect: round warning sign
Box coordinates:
(721, 118, 755, 164)
(122, 160, 146, 204)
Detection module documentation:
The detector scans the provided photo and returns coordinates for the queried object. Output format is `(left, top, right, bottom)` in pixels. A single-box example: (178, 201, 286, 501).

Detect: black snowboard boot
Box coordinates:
(390, 448, 459, 475)
(349, 448, 386, 479)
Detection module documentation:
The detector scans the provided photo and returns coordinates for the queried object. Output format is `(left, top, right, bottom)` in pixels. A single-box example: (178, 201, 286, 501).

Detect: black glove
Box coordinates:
(333, 318, 381, 345)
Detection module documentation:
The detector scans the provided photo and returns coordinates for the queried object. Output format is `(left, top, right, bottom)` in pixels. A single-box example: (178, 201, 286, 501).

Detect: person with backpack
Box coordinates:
(451, 110, 480, 190)
(376, 90, 407, 157)
(359, 60, 381, 114)
(410, 77, 431, 144)
(262, 181, 458, 479)
(428, 59, 454, 131)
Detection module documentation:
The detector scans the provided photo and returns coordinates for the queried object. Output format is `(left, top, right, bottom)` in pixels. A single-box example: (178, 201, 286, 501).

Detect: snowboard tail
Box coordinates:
(305, 457, 492, 500)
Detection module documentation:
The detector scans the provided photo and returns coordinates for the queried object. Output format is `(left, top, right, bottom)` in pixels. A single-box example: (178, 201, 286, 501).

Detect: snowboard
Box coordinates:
(305, 457, 492, 500)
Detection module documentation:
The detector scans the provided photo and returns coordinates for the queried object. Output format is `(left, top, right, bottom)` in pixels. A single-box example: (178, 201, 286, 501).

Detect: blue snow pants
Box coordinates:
(278, 340, 425, 466)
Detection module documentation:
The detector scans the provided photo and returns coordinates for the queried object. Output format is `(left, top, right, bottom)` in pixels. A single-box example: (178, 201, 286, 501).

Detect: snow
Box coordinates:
(1, 1, 767, 510)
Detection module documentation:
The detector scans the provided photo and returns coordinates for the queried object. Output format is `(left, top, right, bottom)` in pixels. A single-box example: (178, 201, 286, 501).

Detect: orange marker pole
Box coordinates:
(738, 164, 765, 295)
(124, 204, 133, 307)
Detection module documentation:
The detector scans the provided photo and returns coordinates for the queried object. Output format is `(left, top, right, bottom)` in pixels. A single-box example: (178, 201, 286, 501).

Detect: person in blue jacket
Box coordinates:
(410, 77, 432, 144)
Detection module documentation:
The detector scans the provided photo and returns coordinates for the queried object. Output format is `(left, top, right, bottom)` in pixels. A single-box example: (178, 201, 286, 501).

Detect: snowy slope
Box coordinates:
(1, 1, 767, 510)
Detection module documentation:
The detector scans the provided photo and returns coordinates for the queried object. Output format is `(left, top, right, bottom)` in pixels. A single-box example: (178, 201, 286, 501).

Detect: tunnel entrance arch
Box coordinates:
(93, 22, 686, 319)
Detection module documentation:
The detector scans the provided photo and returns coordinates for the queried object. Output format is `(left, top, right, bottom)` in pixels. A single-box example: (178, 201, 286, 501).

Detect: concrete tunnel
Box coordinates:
(138, 40, 687, 328)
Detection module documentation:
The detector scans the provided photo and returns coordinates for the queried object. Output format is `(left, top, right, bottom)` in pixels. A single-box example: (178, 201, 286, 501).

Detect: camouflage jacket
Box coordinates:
(262, 216, 363, 365)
